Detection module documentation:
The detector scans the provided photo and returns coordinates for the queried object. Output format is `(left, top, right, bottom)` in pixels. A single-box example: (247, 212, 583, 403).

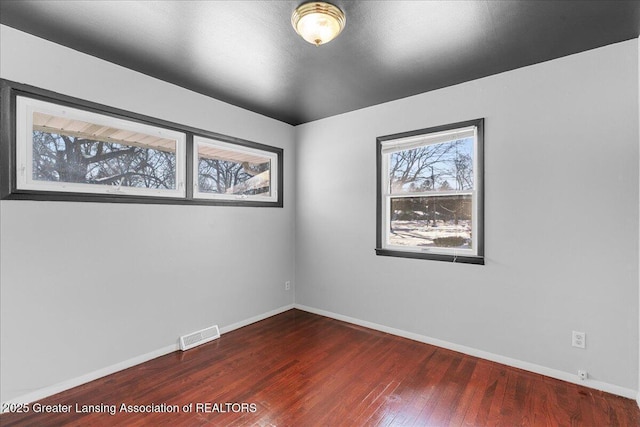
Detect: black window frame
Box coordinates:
(0, 79, 283, 207)
(375, 118, 485, 265)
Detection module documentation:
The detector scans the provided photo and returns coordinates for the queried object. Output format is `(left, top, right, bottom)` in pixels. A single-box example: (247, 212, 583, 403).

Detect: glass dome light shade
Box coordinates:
(292, 2, 346, 46)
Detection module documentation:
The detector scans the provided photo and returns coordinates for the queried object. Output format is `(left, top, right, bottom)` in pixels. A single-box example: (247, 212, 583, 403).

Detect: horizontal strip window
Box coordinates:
(194, 136, 277, 202)
(0, 79, 283, 207)
(17, 96, 186, 198)
(376, 118, 484, 264)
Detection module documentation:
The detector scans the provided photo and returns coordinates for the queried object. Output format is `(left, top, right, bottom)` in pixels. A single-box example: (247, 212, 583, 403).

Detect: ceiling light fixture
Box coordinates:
(291, 2, 346, 47)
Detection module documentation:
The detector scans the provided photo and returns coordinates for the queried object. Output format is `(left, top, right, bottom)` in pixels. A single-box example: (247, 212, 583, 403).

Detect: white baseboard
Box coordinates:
(220, 304, 294, 334)
(637, 390, 640, 409)
(2, 343, 179, 407)
(3, 303, 295, 406)
(4, 303, 635, 405)
(294, 304, 638, 400)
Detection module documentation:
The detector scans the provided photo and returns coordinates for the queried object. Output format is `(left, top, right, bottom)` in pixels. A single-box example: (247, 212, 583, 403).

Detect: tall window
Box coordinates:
(376, 119, 484, 264)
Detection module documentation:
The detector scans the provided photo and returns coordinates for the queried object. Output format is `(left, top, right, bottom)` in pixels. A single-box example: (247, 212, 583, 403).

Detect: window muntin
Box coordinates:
(377, 120, 483, 262)
(193, 136, 277, 202)
(16, 96, 186, 198)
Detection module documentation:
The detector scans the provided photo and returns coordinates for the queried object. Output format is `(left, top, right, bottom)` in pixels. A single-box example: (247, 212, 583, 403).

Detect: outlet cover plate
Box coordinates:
(572, 331, 586, 349)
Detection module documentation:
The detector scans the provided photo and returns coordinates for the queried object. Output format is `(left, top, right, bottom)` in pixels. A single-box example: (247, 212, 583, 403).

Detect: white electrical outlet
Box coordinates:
(572, 331, 586, 349)
(578, 370, 588, 380)
(285, 281, 291, 291)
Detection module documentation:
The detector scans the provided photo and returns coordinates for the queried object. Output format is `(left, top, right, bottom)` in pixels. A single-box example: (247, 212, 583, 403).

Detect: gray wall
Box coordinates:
(1, 24, 639, 403)
(0, 26, 296, 402)
(295, 39, 639, 391)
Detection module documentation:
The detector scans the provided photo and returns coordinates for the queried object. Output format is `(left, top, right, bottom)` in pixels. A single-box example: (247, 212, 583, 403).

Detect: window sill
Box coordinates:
(2, 189, 283, 208)
(375, 248, 484, 265)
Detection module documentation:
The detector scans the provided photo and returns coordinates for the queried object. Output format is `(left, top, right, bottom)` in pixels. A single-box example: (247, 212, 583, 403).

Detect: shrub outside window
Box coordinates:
(376, 119, 484, 264)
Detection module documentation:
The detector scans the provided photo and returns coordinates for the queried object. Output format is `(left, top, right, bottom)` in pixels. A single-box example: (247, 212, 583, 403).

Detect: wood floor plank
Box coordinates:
(1, 309, 639, 426)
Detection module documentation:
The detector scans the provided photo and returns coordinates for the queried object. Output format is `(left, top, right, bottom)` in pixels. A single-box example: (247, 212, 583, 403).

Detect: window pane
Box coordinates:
(197, 144, 271, 196)
(389, 137, 473, 194)
(389, 195, 473, 249)
(32, 112, 178, 190)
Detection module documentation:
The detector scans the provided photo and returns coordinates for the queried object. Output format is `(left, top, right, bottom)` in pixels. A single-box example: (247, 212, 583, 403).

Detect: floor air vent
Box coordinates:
(180, 325, 220, 351)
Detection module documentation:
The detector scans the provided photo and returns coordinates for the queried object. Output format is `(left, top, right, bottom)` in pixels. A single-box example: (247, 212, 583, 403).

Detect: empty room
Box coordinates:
(0, 1, 639, 425)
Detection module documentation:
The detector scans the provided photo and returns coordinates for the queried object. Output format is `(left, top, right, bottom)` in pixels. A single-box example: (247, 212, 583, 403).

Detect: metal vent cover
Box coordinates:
(180, 325, 220, 351)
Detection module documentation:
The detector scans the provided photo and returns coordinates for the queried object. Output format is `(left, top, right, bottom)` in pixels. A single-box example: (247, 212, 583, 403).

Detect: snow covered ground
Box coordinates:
(389, 220, 472, 248)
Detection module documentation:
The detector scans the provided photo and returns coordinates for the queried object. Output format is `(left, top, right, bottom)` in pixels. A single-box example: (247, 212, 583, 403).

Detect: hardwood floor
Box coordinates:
(2, 309, 639, 426)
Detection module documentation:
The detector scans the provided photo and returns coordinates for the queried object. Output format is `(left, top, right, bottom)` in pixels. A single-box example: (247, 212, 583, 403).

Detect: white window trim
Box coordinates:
(379, 123, 482, 259)
(193, 135, 278, 202)
(16, 96, 187, 198)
